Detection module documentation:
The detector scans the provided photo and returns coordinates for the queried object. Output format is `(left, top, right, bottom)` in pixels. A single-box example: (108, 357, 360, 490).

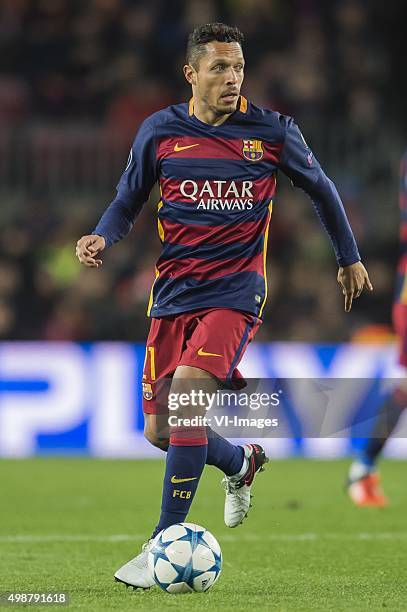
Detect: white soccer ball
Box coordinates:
(148, 522, 222, 594)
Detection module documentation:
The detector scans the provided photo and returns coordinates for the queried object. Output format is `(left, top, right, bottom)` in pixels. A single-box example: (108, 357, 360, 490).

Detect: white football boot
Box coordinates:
(114, 540, 155, 589)
(222, 443, 269, 528)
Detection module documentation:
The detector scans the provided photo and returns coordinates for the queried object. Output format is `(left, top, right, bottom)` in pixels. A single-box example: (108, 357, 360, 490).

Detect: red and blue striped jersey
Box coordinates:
(94, 96, 360, 318)
(395, 149, 407, 303)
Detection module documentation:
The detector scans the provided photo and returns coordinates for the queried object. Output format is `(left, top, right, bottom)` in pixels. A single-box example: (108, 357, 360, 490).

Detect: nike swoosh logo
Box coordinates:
(171, 476, 198, 484)
(173, 143, 200, 152)
(197, 347, 223, 358)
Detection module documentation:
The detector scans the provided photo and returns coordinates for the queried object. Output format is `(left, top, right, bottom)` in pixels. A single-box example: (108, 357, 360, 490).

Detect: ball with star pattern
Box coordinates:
(148, 522, 222, 594)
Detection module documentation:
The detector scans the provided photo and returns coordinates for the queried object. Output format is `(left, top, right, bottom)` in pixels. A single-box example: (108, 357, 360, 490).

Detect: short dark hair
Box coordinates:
(186, 22, 244, 68)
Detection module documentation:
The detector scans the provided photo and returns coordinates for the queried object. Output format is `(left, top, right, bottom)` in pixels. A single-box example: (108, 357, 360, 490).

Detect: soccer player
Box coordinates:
(347, 149, 407, 507)
(76, 23, 372, 588)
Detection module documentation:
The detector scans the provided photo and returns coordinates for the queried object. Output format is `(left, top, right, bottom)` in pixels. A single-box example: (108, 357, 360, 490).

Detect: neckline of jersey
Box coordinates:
(188, 96, 248, 131)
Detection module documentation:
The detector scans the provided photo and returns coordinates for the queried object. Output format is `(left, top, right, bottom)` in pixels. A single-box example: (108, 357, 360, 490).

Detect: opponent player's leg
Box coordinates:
(347, 384, 406, 507)
(347, 302, 407, 507)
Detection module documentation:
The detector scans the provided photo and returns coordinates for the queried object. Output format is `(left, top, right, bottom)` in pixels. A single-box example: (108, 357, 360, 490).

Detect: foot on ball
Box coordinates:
(114, 540, 155, 589)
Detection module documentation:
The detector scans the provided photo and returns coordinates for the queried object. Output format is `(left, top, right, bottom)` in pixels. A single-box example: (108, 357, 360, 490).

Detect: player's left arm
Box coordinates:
(278, 117, 373, 311)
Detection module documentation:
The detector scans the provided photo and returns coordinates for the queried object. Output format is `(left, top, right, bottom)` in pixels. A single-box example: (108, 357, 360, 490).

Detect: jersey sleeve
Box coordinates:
(92, 117, 158, 248)
(278, 117, 360, 267)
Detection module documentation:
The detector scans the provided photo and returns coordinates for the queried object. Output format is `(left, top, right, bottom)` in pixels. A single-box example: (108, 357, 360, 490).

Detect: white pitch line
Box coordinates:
(0, 535, 144, 543)
(0, 533, 406, 543)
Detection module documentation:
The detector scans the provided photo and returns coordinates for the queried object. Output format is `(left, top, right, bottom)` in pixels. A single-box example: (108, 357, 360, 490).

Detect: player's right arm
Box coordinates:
(76, 116, 158, 267)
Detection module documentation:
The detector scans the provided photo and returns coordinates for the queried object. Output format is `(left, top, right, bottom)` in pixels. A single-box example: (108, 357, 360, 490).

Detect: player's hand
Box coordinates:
(337, 261, 373, 312)
(76, 234, 105, 268)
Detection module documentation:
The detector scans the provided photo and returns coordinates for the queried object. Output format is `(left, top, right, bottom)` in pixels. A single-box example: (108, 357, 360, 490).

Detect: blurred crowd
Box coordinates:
(1, 0, 404, 130)
(0, 0, 405, 342)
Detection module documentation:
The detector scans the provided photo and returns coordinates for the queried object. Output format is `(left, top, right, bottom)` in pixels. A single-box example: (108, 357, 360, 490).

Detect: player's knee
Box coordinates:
(144, 415, 169, 451)
(173, 364, 215, 381)
(144, 427, 169, 451)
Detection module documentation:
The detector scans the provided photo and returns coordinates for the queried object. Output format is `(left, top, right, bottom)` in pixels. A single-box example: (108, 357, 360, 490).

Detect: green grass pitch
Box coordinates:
(1, 458, 406, 611)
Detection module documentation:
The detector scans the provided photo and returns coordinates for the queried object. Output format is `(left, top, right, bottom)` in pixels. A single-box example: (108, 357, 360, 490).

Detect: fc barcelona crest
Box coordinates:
(242, 139, 264, 162)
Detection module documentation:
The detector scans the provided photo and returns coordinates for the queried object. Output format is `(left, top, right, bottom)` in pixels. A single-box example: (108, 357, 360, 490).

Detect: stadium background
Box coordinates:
(0, 0, 406, 457)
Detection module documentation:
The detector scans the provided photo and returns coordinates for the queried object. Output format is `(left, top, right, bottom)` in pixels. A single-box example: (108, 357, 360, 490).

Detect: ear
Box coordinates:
(183, 64, 197, 86)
